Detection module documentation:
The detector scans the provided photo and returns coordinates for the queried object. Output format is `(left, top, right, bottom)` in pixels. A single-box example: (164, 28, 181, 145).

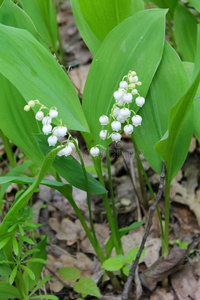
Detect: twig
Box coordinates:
(121, 162, 166, 300)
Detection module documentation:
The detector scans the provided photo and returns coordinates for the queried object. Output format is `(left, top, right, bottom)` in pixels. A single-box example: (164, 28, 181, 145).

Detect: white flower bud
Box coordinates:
(49, 109, 58, 118)
(99, 115, 109, 125)
(136, 96, 145, 107)
(120, 108, 131, 119)
(112, 107, 120, 117)
(90, 147, 100, 157)
(63, 145, 73, 157)
(124, 124, 134, 135)
(35, 111, 44, 121)
(129, 76, 138, 83)
(48, 135, 58, 146)
(42, 124, 52, 135)
(111, 121, 121, 131)
(68, 142, 75, 149)
(136, 81, 142, 86)
(111, 132, 121, 142)
(99, 130, 107, 140)
(56, 125, 67, 137)
(132, 115, 142, 127)
(132, 89, 138, 95)
(123, 93, 133, 104)
(42, 116, 52, 125)
(28, 100, 35, 107)
(24, 105, 30, 111)
(119, 81, 128, 89)
(113, 89, 123, 100)
(130, 71, 136, 77)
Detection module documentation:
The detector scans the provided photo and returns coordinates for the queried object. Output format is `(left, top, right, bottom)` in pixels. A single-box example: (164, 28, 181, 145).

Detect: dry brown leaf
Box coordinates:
(150, 287, 174, 300)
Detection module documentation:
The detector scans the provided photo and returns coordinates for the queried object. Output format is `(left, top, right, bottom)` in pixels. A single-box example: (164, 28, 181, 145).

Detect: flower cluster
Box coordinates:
(90, 70, 145, 157)
(24, 100, 77, 157)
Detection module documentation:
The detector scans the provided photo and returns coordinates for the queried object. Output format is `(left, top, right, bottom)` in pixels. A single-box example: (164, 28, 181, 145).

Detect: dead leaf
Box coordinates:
(150, 287, 174, 300)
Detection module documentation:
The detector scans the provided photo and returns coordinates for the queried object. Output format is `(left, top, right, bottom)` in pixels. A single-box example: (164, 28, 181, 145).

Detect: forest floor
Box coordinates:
(1, 1, 200, 300)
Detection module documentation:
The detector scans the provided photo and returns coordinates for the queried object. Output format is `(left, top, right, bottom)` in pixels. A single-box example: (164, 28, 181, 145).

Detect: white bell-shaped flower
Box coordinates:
(119, 81, 128, 89)
(112, 107, 120, 117)
(135, 96, 145, 107)
(124, 124, 134, 135)
(28, 100, 35, 108)
(116, 99, 124, 106)
(63, 145, 73, 157)
(123, 93, 133, 104)
(35, 111, 44, 121)
(57, 146, 65, 157)
(99, 130, 107, 140)
(90, 147, 100, 157)
(111, 121, 121, 131)
(48, 135, 58, 146)
(68, 142, 75, 149)
(42, 116, 52, 125)
(132, 89, 138, 95)
(42, 124, 52, 135)
(111, 132, 121, 142)
(120, 108, 131, 119)
(113, 89, 123, 100)
(132, 115, 142, 127)
(49, 109, 58, 118)
(117, 114, 127, 123)
(56, 125, 67, 137)
(99, 115, 109, 125)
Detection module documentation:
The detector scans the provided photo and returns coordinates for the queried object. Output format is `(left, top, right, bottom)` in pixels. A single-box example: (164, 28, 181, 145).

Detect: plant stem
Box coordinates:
(0, 129, 17, 168)
(94, 156, 123, 256)
(131, 135, 164, 239)
(162, 174, 170, 258)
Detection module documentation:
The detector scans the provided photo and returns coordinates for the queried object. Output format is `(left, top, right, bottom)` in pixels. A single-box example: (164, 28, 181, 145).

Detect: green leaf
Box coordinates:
(21, 248, 40, 260)
(78, 0, 131, 41)
(130, 0, 144, 15)
(19, 235, 35, 245)
(29, 275, 50, 296)
(101, 255, 125, 271)
(174, 4, 198, 62)
(59, 267, 81, 281)
(82, 9, 166, 148)
(23, 238, 47, 293)
(23, 258, 47, 264)
(12, 236, 19, 256)
(134, 42, 190, 174)
(30, 296, 58, 300)
(122, 265, 130, 276)
(154, 26, 200, 182)
(188, 0, 200, 12)
(35, 134, 107, 194)
(125, 247, 145, 263)
(0, 282, 20, 299)
(70, 0, 101, 55)
(0, 264, 12, 275)
(9, 266, 18, 285)
(19, 0, 58, 51)
(21, 265, 35, 280)
(0, 236, 11, 249)
(0, 0, 47, 48)
(0, 24, 89, 133)
(74, 277, 102, 298)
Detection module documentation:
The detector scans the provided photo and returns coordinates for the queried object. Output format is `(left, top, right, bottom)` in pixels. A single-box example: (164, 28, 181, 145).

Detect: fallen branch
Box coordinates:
(121, 162, 166, 300)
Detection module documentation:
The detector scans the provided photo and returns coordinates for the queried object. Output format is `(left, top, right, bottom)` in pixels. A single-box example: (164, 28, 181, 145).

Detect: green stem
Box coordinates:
(162, 175, 170, 258)
(131, 135, 164, 239)
(0, 129, 17, 168)
(94, 156, 123, 255)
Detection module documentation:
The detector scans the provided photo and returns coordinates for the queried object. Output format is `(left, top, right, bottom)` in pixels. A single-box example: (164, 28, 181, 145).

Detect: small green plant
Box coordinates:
(59, 267, 102, 299)
(102, 247, 146, 277)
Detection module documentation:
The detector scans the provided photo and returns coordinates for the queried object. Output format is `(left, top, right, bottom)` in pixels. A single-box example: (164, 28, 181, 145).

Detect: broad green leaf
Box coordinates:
(23, 238, 47, 292)
(134, 42, 190, 174)
(0, 24, 89, 132)
(59, 267, 81, 281)
(82, 9, 166, 148)
(154, 26, 200, 182)
(125, 247, 145, 263)
(0, 0, 47, 48)
(183, 62, 200, 141)
(9, 266, 18, 285)
(78, 0, 131, 41)
(164, 0, 178, 13)
(0, 282, 20, 299)
(130, 0, 144, 15)
(0, 264, 12, 275)
(189, 0, 200, 12)
(35, 134, 107, 194)
(74, 277, 102, 298)
(174, 4, 198, 62)
(71, 0, 101, 55)
(102, 255, 125, 271)
(122, 265, 130, 276)
(19, 0, 58, 51)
